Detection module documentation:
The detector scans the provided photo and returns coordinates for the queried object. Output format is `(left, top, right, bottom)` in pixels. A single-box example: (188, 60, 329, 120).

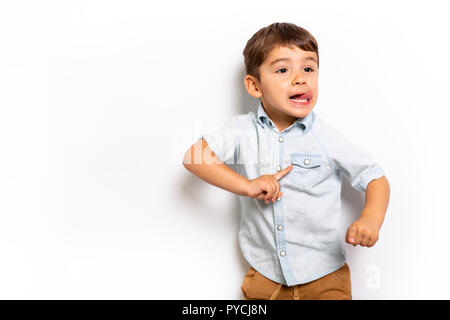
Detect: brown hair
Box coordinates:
(243, 22, 319, 83)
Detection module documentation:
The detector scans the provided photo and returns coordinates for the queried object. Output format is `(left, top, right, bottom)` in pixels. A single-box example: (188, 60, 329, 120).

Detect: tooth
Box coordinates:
(291, 98, 307, 102)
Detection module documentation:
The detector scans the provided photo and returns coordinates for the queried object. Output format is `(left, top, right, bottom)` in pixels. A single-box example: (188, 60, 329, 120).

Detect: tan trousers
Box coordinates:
(241, 263, 352, 300)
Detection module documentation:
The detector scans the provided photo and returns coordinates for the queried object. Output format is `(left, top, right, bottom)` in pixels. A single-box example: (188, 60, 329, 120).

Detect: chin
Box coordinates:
(293, 107, 313, 118)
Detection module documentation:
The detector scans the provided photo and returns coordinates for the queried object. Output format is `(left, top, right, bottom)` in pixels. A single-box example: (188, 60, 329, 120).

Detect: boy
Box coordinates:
(183, 22, 390, 300)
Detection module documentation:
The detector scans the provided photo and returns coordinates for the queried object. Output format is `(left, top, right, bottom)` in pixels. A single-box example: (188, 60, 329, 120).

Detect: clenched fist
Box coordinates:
(245, 165, 293, 204)
(345, 214, 381, 247)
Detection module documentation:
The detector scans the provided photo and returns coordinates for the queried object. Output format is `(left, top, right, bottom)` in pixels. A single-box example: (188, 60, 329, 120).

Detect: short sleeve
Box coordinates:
(319, 123, 384, 192)
(198, 115, 240, 164)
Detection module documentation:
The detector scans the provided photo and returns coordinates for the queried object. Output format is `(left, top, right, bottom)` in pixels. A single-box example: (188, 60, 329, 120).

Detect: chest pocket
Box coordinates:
(290, 153, 325, 189)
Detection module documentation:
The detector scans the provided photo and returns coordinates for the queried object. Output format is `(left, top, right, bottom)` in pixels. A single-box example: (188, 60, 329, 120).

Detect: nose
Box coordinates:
(291, 70, 306, 86)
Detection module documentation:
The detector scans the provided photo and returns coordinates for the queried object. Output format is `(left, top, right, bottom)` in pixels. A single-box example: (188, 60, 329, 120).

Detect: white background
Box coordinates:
(0, 0, 449, 299)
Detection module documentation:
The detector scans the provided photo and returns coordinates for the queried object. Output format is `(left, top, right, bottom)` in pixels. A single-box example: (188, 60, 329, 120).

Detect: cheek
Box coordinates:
(268, 83, 287, 97)
(311, 83, 318, 96)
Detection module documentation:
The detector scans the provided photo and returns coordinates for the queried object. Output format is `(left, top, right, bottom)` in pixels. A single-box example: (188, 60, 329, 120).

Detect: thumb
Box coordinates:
(273, 164, 293, 181)
(346, 226, 357, 245)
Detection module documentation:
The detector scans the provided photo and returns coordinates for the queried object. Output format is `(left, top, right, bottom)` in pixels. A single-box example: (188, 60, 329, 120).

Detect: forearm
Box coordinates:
(360, 175, 390, 228)
(183, 139, 249, 196)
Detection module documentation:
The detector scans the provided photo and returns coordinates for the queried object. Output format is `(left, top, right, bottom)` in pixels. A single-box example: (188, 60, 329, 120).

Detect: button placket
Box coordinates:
(273, 133, 297, 285)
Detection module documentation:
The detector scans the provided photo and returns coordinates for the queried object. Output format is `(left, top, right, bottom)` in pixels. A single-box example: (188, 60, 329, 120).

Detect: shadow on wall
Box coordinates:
(233, 68, 259, 298)
(339, 174, 366, 251)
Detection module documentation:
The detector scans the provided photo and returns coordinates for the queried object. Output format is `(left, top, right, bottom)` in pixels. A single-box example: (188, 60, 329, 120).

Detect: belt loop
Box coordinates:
(293, 285, 300, 300)
(269, 283, 282, 300)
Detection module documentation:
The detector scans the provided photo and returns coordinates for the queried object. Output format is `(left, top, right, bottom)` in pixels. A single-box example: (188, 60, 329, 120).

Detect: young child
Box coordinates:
(183, 22, 390, 300)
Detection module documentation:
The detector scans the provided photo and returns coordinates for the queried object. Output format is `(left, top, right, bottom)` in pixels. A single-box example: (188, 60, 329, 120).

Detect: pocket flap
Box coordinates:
(291, 154, 321, 169)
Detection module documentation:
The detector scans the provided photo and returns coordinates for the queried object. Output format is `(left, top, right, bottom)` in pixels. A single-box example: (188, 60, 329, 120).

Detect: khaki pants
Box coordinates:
(241, 263, 352, 300)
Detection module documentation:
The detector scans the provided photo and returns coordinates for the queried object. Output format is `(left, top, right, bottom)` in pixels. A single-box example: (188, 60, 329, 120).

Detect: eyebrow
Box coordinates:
(270, 56, 318, 65)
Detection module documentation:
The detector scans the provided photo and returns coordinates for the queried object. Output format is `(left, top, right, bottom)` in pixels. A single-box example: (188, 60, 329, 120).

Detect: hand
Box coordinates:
(345, 214, 381, 247)
(245, 165, 293, 204)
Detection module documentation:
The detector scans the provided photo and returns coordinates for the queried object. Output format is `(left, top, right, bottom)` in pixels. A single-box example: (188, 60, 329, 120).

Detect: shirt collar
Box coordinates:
(256, 100, 314, 131)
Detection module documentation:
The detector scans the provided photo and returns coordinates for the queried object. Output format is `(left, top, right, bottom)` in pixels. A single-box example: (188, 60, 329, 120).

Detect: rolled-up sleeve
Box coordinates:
(320, 124, 384, 192)
(198, 115, 240, 165)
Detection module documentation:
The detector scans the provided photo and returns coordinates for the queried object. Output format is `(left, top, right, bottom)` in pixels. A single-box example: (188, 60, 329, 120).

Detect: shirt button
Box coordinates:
(277, 225, 283, 231)
(279, 136, 284, 142)
(276, 197, 281, 201)
(276, 165, 281, 171)
(304, 159, 310, 165)
(280, 250, 286, 257)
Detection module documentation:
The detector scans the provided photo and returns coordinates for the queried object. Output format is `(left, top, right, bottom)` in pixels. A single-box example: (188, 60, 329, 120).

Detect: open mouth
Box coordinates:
(289, 92, 312, 105)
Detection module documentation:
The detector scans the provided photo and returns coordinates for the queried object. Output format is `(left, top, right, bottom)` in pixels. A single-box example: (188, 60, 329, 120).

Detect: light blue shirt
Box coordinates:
(199, 100, 384, 286)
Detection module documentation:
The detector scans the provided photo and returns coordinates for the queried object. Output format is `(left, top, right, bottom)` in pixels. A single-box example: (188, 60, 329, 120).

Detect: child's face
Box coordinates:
(245, 45, 318, 125)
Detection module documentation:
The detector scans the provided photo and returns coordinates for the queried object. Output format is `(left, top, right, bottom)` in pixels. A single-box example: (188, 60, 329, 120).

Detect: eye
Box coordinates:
(276, 68, 288, 74)
(304, 67, 315, 72)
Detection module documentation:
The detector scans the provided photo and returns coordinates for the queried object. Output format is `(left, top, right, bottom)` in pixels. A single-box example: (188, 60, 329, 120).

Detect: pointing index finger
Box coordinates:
(273, 164, 293, 181)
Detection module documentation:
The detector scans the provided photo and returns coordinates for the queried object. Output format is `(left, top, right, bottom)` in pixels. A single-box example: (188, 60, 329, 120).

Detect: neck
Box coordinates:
(262, 103, 297, 133)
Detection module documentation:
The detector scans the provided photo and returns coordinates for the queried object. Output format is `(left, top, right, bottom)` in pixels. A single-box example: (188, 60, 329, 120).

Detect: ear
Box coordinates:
(244, 75, 263, 99)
